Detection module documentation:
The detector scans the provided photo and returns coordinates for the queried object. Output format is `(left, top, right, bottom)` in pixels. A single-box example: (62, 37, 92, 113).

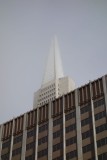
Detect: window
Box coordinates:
(14, 135, 22, 144)
(53, 118, 63, 127)
(27, 129, 36, 138)
(66, 150, 77, 159)
(12, 147, 21, 156)
(53, 156, 63, 160)
(2, 140, 10, 149)
(26, 142, 35, 150)
(83, 143, 94, 153)
(80, 104, 91, 114)
(39, 123, 48, 133)
(53, 142, 63, 152)
(25, 154, 35, 160)
(66, 136, 76, 146)
(98, 152, 107, 160)
(53, 129, 63, 139)
(1, 153, 9, 160)
(82, 130, 93, 139)
(97, 137, 107, 148)
(96, 123, 107, 134)
(38, 136, 48, 145)
(65, 111, 75, 121)
(38, 148, 48, 158)
(95, 111, 106, 121)
(81, 117, 92, 126)
(94, 98, 105, 108)
(66, 124, 76, 133)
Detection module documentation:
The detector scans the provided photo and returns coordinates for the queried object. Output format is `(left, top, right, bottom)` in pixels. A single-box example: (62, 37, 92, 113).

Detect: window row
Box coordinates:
(98, 152, 107, 160)
(96, 123, 107, 134)
(81, 117, 92, 126)
(53, 117, 63, 127)
(94, 98, 105, 108)
(38, 136, 48, 145)
(66, 150, 77, 160)
(14, 135, 22, 144)
(80, 104, 91, 114)
(83, 143, 94, 153)
(65, 111, 75, 121)
(53, 156, 63, 160)
(66, 124, 76, 133)
(39, 123, 48, 133)
(27, 129, 36, 138)
(2, 140, 10, 149)
(53, 142, 63, 152)
(1, 153, 9, 160)
(25, 154, 35, 160)
(82, 130, 93, 139)
(26, 142, 35, 150)
(95, 111, 106, 121)
(66, 136, 76, 146)
(38, 148, 48, 158)
(53, 129, 63, 139)
(97, 137, 107, 148)
(12, 147, 21, 156)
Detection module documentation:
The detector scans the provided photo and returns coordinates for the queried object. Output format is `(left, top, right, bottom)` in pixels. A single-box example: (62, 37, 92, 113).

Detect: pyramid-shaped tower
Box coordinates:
(33, 37, 75, 108)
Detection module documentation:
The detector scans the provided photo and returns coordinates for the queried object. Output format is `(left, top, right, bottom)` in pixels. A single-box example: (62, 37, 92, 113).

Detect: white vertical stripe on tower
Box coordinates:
(75, 89, 83, 160)
(35, 107, 39, 160)
(102, 76, 107, 116)
(21, 113, 27, 160)
(62, 95, 66, 160)
(0, 124, 3, 160)
(9, 119, 15, 160)
(89, 82, 98, 160)
(48, 102, 53, 160)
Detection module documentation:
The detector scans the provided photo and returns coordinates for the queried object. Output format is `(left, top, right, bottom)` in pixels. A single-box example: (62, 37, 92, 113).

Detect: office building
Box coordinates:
(0, 38, 107, 160)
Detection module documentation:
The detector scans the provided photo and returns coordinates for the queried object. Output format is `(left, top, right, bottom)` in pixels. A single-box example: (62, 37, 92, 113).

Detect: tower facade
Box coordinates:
(33, 37, 75, 108)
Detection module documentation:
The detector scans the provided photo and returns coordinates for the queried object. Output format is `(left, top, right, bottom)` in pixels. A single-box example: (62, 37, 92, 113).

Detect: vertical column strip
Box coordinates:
(0, 124, 3, 160)
(102, 76, 107, 116)
(35, 107, 39, 160)
(21, 113, 27, 160)
(9, 119, 15, 160)
(48, 102, 53, 160)
(89, 82, 98, 160)
(75, 89, 83, 160)
(62, 95, 66, 160)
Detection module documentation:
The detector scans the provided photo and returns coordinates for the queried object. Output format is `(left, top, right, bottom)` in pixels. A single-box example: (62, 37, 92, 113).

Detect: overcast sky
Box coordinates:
(0, 0, 107, 124)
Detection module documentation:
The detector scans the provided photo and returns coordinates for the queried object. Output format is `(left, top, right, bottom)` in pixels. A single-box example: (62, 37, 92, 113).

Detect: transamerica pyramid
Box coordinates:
(33, 36, 75, 108)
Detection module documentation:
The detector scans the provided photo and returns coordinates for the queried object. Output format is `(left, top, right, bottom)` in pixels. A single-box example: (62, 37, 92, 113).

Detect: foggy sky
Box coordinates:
(0, 0, 107, 123)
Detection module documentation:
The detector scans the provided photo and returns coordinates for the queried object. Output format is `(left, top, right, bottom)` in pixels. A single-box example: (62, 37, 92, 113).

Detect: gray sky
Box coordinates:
(0, 0, 107, 124)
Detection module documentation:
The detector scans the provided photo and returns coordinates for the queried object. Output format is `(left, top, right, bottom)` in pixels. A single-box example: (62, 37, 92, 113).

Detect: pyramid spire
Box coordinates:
(42, 36, 64, 85)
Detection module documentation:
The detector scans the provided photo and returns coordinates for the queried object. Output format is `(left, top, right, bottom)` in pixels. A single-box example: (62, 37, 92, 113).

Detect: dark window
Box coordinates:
(14, 135, 22, 144)
(66, 124, 76, 133)
(53, 142, 63, 152)
(83, 143, 94, 153)
(80, 104, 91, 114)
(53, 118, 63, 127)
(96, 123, 107, 134)
(98, 152, 107, 160)
(1, 153, 9, 160)
(66, 136, 76, 146)
(94, 98, 105, 108)
(27, 129, 36, 138)
(38, 148, 48, 158)
(97, 137, 107, 148)
(65, 111, 75, 121)
(53, 156, 63, 160)
(95, 111, 106, 121)
(81, 117, 92, 126)
(12, 147, 22, 156)
(53, 129, 63, 139)
(82, 130, 93, 139)
(2, 140, 10, 149)
(38, 136, 48, 145)
(66, 150, 77, 159)
(25, 154, 35, 160)
(39, 123, 48, 133)
(26, 142, 35, 150)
